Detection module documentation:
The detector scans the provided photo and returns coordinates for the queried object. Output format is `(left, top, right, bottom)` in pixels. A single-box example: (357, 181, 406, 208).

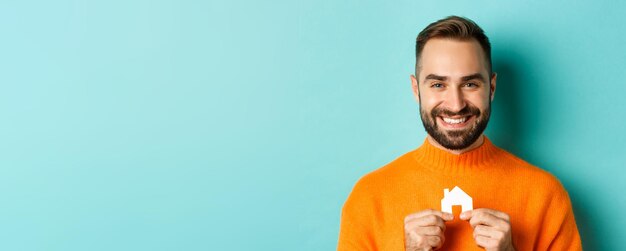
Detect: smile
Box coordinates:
(442, 117, 467, 124)
(438, 115, 475, 128)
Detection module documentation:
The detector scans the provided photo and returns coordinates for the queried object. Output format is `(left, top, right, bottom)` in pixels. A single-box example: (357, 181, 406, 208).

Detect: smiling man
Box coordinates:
(337, 16, 582, 250)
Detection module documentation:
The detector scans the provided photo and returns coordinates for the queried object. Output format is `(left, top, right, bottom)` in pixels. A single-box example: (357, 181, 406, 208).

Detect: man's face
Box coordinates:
(411, 38, 496, 150)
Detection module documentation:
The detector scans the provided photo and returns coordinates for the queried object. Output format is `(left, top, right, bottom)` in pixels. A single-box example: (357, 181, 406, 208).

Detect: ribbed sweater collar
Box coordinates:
(412, 136, 500, 174)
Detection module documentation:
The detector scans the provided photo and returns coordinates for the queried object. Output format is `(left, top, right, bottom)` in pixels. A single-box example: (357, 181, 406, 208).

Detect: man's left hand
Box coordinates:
(459, 208, 515, 251)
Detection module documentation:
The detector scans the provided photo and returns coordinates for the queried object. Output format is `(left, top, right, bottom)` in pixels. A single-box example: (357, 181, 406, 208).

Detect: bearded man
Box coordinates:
(337, 16, 582, 251)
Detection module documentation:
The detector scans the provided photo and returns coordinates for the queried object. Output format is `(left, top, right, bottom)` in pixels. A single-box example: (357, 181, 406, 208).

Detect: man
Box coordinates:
(337, 16, 582, 250)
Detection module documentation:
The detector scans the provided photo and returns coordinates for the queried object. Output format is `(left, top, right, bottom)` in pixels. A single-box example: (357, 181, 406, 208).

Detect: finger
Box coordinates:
(471, 216, 511, 233)
(404, 219, 446, 236)
(459, 209, 473, 220)
(414, 226, 444, 236)
(405, 209, 453, 222)
(468, 211, 506, 229)
(473, 224, 507, 243)
(426, 235, 444, 250)
(405, 209, 439, 221)
(405, 214, 447, 230)
(467, 208, 510, 222)
(473, 225, 494, 239)
(474, 235, 498, 249)
(480, 208, 510, 222)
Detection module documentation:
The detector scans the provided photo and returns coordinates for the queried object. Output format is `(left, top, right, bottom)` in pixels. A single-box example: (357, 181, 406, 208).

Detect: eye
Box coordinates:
(464, 82, 478, 88)
(431, 83, 444, 88)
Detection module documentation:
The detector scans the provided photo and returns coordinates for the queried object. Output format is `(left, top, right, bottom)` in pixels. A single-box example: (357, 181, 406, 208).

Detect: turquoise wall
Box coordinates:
(1, 0, 623, 250)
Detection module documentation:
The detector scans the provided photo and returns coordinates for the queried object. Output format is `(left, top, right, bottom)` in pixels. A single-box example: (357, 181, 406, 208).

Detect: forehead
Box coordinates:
(418, 38, 489, 80)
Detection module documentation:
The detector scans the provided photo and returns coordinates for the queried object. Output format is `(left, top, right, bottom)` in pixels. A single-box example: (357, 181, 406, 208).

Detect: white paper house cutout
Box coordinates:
(441, 186, 473, 214)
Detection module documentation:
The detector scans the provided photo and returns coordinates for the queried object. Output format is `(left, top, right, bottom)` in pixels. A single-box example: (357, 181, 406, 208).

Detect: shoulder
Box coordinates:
(491, 147, 576, 218)
(343, 149, 416, 203)
(495, 147, 569, 196)
(353, 149, 416, 191)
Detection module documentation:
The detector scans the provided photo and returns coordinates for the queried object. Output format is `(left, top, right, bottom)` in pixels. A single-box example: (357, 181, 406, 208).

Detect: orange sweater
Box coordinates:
(338, 137, 581, 250)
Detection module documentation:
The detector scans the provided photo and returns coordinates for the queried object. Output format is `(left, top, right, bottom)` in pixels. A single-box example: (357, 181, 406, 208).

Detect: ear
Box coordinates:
(410, 74, 420, 103)
(489, 73, 497, 101)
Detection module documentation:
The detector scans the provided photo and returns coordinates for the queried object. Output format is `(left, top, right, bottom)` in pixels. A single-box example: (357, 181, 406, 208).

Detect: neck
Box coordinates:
(426, 134, 485, 155)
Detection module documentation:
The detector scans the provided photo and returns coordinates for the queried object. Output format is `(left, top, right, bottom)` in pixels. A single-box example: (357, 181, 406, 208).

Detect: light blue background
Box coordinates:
(0, 0, 624, 250)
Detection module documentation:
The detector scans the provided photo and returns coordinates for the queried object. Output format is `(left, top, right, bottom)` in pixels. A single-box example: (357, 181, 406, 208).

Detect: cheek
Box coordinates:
(467, 93, 491, 109)
(419, 93, 444, 109)
(420, 100, 439, 114)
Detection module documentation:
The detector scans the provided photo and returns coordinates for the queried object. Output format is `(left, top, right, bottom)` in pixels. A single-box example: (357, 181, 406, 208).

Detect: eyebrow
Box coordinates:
(460, 73, 486, 82)
(424, 74, 447, 81)
(423, 73, 486, 82)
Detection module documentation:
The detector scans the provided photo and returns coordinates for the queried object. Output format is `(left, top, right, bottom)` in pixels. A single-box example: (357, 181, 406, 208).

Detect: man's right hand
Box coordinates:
(404, 209, 454, 251)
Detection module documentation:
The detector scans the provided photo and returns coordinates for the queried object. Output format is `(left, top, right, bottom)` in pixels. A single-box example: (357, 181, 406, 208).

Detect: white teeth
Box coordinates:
(442, 117, 467, 124)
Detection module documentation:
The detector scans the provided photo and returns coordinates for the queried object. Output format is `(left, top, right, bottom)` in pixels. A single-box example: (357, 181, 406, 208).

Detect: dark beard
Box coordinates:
(419, 102, 490, 150)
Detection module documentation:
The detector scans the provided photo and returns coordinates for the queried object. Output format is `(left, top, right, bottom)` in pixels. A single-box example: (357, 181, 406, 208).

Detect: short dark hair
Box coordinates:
(415, 16, 492, 77)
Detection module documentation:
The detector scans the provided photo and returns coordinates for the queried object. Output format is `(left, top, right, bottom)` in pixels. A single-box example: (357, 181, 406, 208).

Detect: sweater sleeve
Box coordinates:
(337, 178, 378, 251)
(538, 178, 583, 251)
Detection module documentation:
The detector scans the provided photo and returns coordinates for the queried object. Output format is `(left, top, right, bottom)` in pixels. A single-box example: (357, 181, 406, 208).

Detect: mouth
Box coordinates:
(437, 115, 475, 129)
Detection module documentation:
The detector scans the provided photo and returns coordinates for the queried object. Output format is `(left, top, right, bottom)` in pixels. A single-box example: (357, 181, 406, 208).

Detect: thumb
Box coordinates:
(459, 210, 473, 220)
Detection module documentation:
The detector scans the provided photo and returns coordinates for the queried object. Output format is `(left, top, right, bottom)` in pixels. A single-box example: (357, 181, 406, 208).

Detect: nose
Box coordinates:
(444, 88, 466, 112)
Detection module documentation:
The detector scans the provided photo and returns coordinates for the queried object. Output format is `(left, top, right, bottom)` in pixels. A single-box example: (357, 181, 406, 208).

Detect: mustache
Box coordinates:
(431, 105, 481, 118)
